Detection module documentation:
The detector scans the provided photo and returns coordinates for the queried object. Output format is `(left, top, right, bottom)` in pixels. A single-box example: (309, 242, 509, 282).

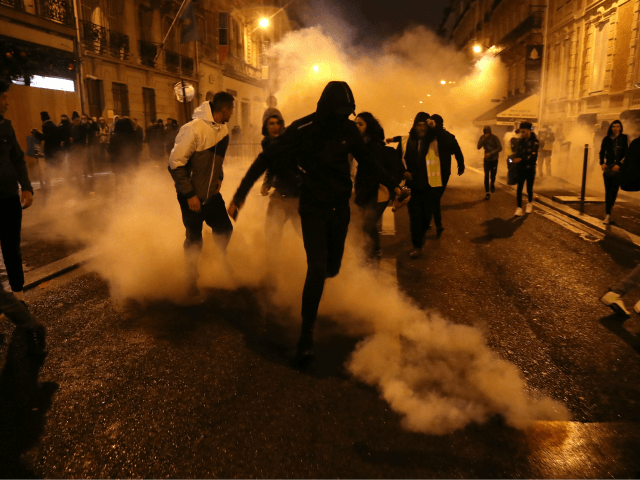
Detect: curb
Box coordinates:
(466, 165, 640, 250)
(22, 247, 98, 291)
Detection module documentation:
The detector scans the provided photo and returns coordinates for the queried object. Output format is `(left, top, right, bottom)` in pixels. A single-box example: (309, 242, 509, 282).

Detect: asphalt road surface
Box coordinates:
(1, 172, 640, 478)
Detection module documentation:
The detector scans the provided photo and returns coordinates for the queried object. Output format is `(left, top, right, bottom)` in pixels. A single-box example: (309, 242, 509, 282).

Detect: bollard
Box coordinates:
(580, 143, 588, 214)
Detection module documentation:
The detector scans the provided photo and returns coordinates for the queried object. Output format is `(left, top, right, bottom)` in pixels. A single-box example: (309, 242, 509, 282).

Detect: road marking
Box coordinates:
(381, 206, 395, 235)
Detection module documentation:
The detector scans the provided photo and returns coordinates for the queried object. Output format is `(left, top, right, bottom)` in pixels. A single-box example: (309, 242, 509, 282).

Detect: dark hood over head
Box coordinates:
(316, 81, 355, 121)
(431, 114, 444, 131)
(409, 111, 429, 139)
(607, 120, 623, 136)
(261, 107, 285, 136)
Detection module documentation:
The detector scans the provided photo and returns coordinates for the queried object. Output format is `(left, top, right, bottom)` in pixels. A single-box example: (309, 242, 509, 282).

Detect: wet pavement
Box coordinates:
(2, 171, 640, 478)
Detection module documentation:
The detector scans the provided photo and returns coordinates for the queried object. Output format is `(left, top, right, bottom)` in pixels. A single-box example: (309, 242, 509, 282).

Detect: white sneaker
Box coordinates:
(526, 202, 533, 214)
(600, 291, 630, 316)
(515, 207, 523, 217)
(604, 214, 611, 225)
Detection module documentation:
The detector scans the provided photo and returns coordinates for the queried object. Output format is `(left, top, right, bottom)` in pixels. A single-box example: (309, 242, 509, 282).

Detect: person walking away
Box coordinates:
(477, 125, 502, 200)
(31, 111, 63, 191)
(96, 117, 110, 172)
(512, 122, 539, 216)
(131, 118, 144, 159)
(258, 107, 303, 265)
(108, 117, 138, 190)
(84, 114, 99, 191)
(422, 114, 465, 236)
(69, 111, 89, 189)
(0, 79, 36, 307)
(599, 120, 628, 225)
(228, 82, 404, 366)
(538, 126, 555, 177)
(169, 92, 234, 298)
(354, 112, 404, 260)
(147, 119, 166, 161)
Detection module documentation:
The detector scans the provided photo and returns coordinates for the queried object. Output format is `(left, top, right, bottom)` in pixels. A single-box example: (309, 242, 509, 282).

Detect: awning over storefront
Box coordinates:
(473, 94, 539, 127)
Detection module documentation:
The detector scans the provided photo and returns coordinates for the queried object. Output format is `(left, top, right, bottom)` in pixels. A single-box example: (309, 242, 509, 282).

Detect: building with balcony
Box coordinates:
(77, 0, 293, 135)
(0, 0, 81, 148)
(439, 0, 547, 131)
(541, 0, 640, 139)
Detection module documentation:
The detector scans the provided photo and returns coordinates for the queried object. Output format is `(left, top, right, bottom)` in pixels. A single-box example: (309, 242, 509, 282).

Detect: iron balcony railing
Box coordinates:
(164, 49, 180, 73)
(1, 0, 75, 26)
(181, 56, 194, 76)
(81, 21, 129, 60)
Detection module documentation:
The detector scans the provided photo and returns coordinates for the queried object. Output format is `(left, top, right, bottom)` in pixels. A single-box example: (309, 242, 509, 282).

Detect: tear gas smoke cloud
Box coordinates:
(38, 22, 570, 435)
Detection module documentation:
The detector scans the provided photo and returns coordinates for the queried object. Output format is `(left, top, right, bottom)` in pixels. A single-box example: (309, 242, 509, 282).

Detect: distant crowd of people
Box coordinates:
(29, 111, 181, 190)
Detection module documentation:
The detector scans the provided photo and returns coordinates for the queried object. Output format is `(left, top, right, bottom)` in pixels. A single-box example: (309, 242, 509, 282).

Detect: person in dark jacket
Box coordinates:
(131, 118, 144, 157)
(31, 111, 63, 190)
(354, 112, 403, 259)
(599, 120, 628, 225)
(477, 125, 502, 200)
(258, 107, 302, 259)
(227, 81, 404, 366)
(146, 119, 166, 161)
(164, 118, 179, 156)
(0, 79, 36, 307)
(512, 121, 539, 216)
(387, 112, 431, 257)
(69, 111, 89, 187)
(108, 117, 139, 188)
(423, 114, 464, 235)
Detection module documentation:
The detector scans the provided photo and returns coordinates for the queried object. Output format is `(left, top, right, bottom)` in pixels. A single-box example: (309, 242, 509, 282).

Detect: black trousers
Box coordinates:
(484, 159, 498, 192)
(360, 200, 388, 256)
(0, 195, 24, 293)
(603, 172, 620, 215)
(178, 193, 233, 284)
(516, 166, 535, 208)
(298, 203, 350, 349)
(407, 184, 446, 248)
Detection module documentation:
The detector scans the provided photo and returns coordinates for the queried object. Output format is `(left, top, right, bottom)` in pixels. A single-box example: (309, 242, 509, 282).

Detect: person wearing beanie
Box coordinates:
(228, 81, 404, 367)
(512, 121, 539, 216)
(477, 125, 502, 200)
(386, 112, 431, 258)
(32, 110, 64, 190)
(257, 107, 303, 263)
(0, 79, 47, 356)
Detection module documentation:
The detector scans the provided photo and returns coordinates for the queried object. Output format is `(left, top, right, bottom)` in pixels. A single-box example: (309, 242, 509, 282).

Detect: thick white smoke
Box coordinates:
(38, 23, 569, 434)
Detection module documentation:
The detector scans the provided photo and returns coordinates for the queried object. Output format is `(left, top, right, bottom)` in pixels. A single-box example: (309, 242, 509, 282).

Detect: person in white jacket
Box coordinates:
(168, 92, 235, 297)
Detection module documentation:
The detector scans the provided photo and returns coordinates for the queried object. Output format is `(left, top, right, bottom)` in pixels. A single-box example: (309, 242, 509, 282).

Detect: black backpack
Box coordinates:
(620, 137, 640, 192)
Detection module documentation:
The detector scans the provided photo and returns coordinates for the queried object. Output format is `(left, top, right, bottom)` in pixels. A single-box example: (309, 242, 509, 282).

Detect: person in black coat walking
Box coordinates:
(477, 125, 502, 200)
(31, 111, 63, 190)
(108, 117, 139, 188)
(228, 81, 404, 366)
(512, 121, 539, 216)
(599, 120, 628, 225)
(354, 112, 403, 260)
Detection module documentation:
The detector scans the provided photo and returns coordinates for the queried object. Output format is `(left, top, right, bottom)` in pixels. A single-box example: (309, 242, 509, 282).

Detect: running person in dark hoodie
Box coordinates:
(258, 107, 302, 256)
(512, 121, 539, 216)
(477, 126, 502, 200)
(227, 82, 406, 366)
(169, 92, 234, 297)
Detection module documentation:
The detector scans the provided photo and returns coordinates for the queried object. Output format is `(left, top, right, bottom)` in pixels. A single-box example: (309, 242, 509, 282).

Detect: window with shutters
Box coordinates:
(85, 78, 104, 119)
(112, 82, 129, 116)
(142, 87, 156, 128)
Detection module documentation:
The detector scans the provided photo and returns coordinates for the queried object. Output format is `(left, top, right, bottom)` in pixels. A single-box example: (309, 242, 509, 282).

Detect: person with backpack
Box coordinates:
(599, 120, 628, 225)
(353, 112, 404, 260)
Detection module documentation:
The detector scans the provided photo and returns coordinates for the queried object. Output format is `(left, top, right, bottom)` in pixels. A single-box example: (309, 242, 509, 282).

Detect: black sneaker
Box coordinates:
(23, 323, 47, 356)
(485, 193, 490, 200)
(289, 347, 315, 369)
(490, 184, 495, 193)
(436, 226, 444, 237)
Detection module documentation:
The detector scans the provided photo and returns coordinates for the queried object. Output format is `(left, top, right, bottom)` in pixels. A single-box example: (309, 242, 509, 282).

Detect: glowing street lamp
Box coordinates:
(260, 18, 269, 28)
(313, 65, 319, 72)
(440, 80, 446, 85)
(473, 44, 482, 53)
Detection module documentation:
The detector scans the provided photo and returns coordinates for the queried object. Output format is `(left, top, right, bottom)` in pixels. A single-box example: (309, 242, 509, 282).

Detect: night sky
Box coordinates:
(288, 0, 446, 45)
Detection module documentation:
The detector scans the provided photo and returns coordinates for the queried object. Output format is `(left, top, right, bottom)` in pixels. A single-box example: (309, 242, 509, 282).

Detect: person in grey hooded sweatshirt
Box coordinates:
(227, 81, 405, 367)
(169, 92, 235, 297)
